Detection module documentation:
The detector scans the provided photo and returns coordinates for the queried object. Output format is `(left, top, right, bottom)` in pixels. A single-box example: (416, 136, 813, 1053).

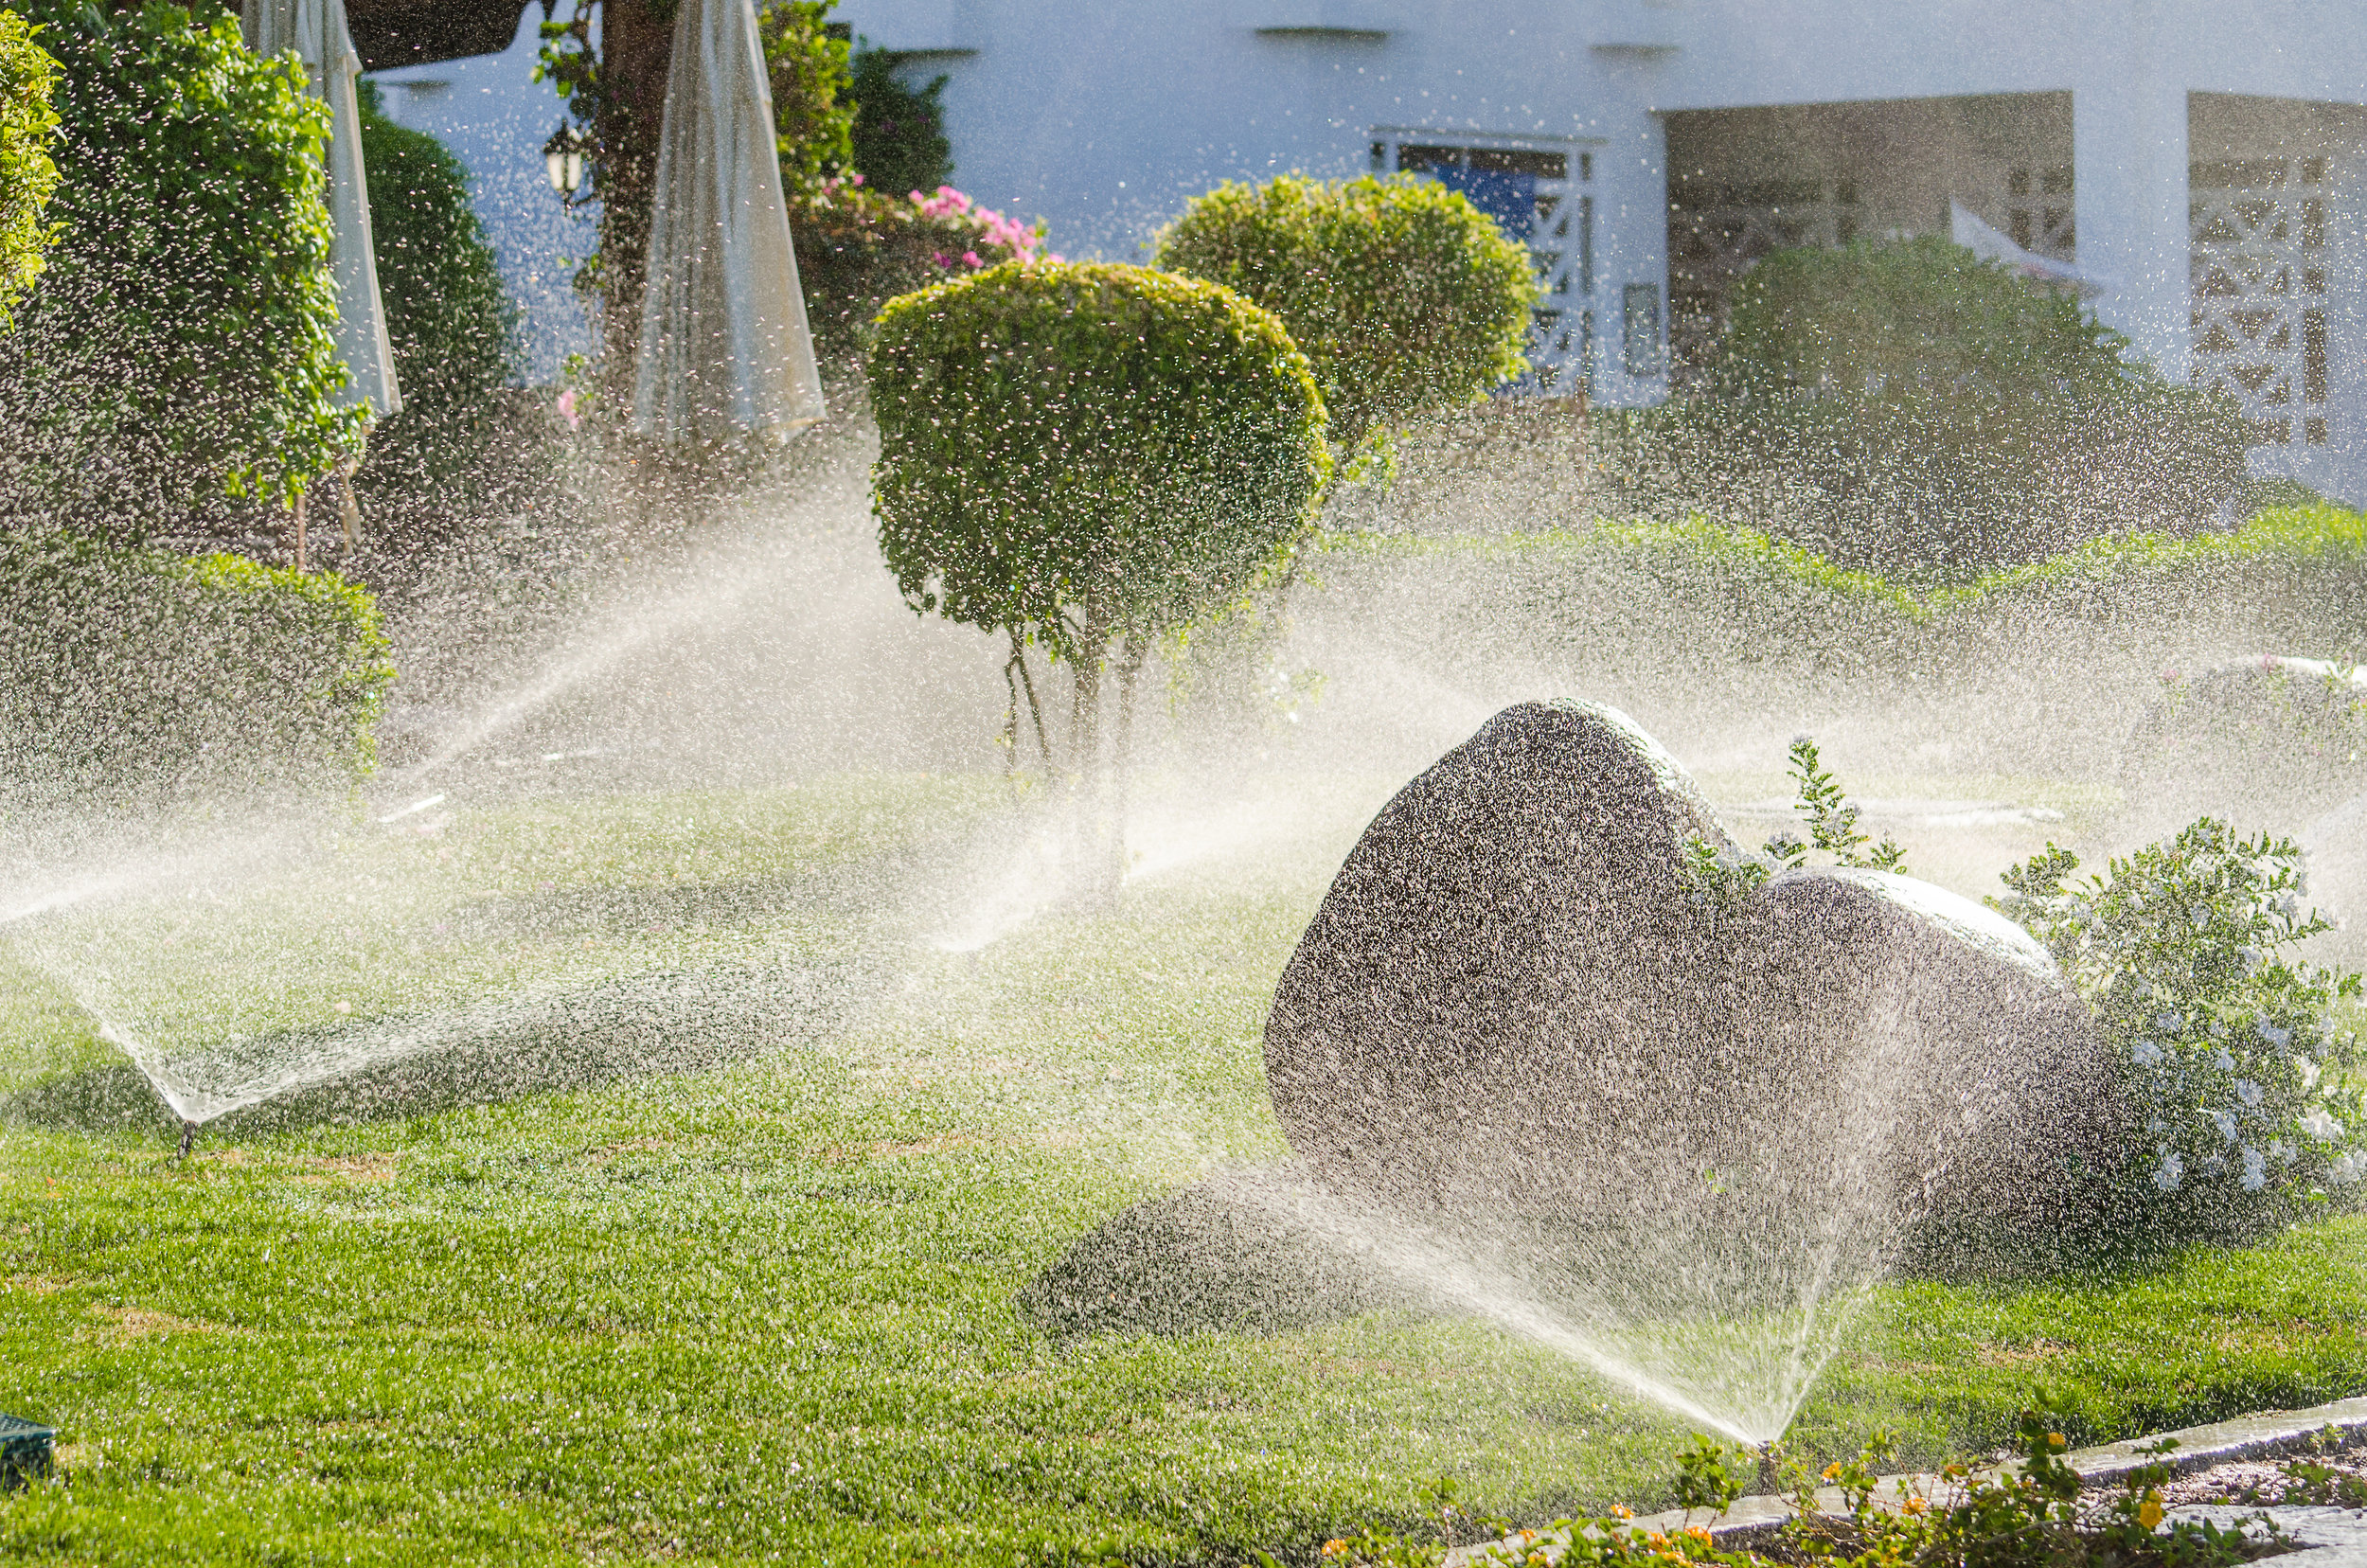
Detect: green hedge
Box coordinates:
(352, 80, 530, 533)
(0, 531, 393, 799)
(1306, 506, 2367, 777)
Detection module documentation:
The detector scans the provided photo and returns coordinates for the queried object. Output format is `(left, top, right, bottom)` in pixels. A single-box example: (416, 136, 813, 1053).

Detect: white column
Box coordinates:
(1593, 107, 1670, 407)
(2073, 1, 2190, 381)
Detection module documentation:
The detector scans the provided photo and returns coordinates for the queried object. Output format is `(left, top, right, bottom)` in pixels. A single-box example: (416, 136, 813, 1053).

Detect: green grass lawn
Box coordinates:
(2, 773, 2364, 1565)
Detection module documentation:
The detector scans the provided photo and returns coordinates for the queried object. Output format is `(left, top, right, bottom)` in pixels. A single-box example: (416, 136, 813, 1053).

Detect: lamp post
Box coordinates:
(544, 122, 590, 200)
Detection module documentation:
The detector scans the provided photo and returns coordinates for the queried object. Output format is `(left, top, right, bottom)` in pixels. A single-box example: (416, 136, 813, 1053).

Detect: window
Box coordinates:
(1623, 283, 1662, 378)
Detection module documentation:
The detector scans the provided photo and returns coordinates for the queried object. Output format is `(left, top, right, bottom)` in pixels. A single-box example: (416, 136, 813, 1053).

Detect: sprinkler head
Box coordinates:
(1754, 1443, 1781, 1496)
(176, 1119, 197, 1161)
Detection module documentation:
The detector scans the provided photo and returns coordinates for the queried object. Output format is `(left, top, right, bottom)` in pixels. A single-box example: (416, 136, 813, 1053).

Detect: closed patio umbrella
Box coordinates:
(632, 0, 825, 447)
(242, 0, 403, 421)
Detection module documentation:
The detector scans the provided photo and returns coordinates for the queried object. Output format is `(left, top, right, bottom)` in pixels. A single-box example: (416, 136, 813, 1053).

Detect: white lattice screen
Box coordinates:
(2191, 155, 2333, 447)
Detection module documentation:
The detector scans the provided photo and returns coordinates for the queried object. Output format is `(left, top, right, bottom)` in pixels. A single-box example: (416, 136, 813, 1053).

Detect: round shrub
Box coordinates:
(1154, 173, 1534, 460)
(867, 260, 1329, 662)
(0, 9, 60, 335)
(0, 0, 364, 539)
(1717, 233, 2134, 400)
(1608, 236, 2252, 573)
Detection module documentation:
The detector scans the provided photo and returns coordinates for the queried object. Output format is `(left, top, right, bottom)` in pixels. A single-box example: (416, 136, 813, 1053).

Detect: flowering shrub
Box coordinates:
(1282, 1414, 2274, 1566)
(1994, 822, 2366, 1213)
(792, 178, 1057, 347)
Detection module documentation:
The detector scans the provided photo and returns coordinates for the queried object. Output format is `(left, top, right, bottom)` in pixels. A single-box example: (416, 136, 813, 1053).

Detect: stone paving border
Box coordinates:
(1447, 1395, 2367, 1563)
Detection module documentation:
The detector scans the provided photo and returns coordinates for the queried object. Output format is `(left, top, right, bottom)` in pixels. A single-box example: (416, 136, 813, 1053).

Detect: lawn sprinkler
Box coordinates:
(0, 1414, 54, 1488)
(177, 1118, 197, 1161)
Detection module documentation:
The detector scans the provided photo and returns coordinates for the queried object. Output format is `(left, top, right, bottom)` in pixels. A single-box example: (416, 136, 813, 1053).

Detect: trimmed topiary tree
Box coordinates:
(1154, 173, 1534, 465)
(0, 9, 60, 335)
(0, 0, 364, 541)
(868, 260, 1328, 878)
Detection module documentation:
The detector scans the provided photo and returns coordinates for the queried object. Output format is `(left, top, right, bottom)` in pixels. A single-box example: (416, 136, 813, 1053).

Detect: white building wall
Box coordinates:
(835, 0, 2367, 492)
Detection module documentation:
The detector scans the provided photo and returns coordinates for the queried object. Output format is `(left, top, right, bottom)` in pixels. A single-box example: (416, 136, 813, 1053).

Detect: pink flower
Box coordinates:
(963, 250, 983, 267)
(1046, 253, 1065, 264)
(556, 388, 580, 430)
(850, 172, 863, 185)
(931, 251, 951, 267)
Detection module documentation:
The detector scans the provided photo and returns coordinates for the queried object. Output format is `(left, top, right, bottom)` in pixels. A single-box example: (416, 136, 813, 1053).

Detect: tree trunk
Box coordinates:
(1069, 597, 1109, 904)
(1109, 637, 1148, 900)
(1009, 626, 1051, 775)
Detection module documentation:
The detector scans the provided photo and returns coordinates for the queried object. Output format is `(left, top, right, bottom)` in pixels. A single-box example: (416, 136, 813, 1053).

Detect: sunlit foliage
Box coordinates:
(1156, 173, 1535, 465)
(0, 8, 60, 335)
(758, 0, 855, 199)
(0, 0, 365, 535)
(1997, 823, 2365, 1225)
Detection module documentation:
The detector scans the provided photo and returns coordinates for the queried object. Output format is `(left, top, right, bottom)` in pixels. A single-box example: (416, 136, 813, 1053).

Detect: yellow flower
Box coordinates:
(1822, 1462, 1842, 1480)
(1902, 1497, 1928, 1516)
(2139, 1490, 2164, 1529)
(1612, 1505, 1634, 1520)
(2047, 1433, 2067, 1449)
(1321, 1541, 1348, 1559)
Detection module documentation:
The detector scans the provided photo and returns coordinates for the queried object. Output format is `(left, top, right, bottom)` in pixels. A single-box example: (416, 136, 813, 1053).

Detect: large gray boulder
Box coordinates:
(1264, 701, 2115, 1261)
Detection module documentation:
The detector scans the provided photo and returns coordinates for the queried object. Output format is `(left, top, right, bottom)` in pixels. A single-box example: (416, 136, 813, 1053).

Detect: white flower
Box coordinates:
(2209, 1019, 2228, 1040)
(2158, 1012, 2185, 1035)
(2214, 1049, 2237, 1073)
(2257, 1020, 2291, 1049)
(2301, 1108, 2342, 1141)
(2330, 1152, 2362, 1187)
(2241, 1148, 2269, 1190)
(2300, 1058, 2323, 1090)
(2154, 1151, 2184, 1190)
(2130, 1041, 2164, 1067)
(2240, 947, 2266, 973)
(2271, 1139, 2297, 1163)
(2236, 1078, 2264, 1107)
(2210, 1109, 2240, 1142)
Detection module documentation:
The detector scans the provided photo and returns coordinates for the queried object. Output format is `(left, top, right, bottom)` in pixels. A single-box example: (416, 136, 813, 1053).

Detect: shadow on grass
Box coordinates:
(1019, 1168, 1423, 1344)
(0, 957, 861, 1146)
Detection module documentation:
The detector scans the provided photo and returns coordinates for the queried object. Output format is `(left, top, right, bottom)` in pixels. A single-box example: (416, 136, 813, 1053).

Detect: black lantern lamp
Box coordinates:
(543, 122, 592, 201)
